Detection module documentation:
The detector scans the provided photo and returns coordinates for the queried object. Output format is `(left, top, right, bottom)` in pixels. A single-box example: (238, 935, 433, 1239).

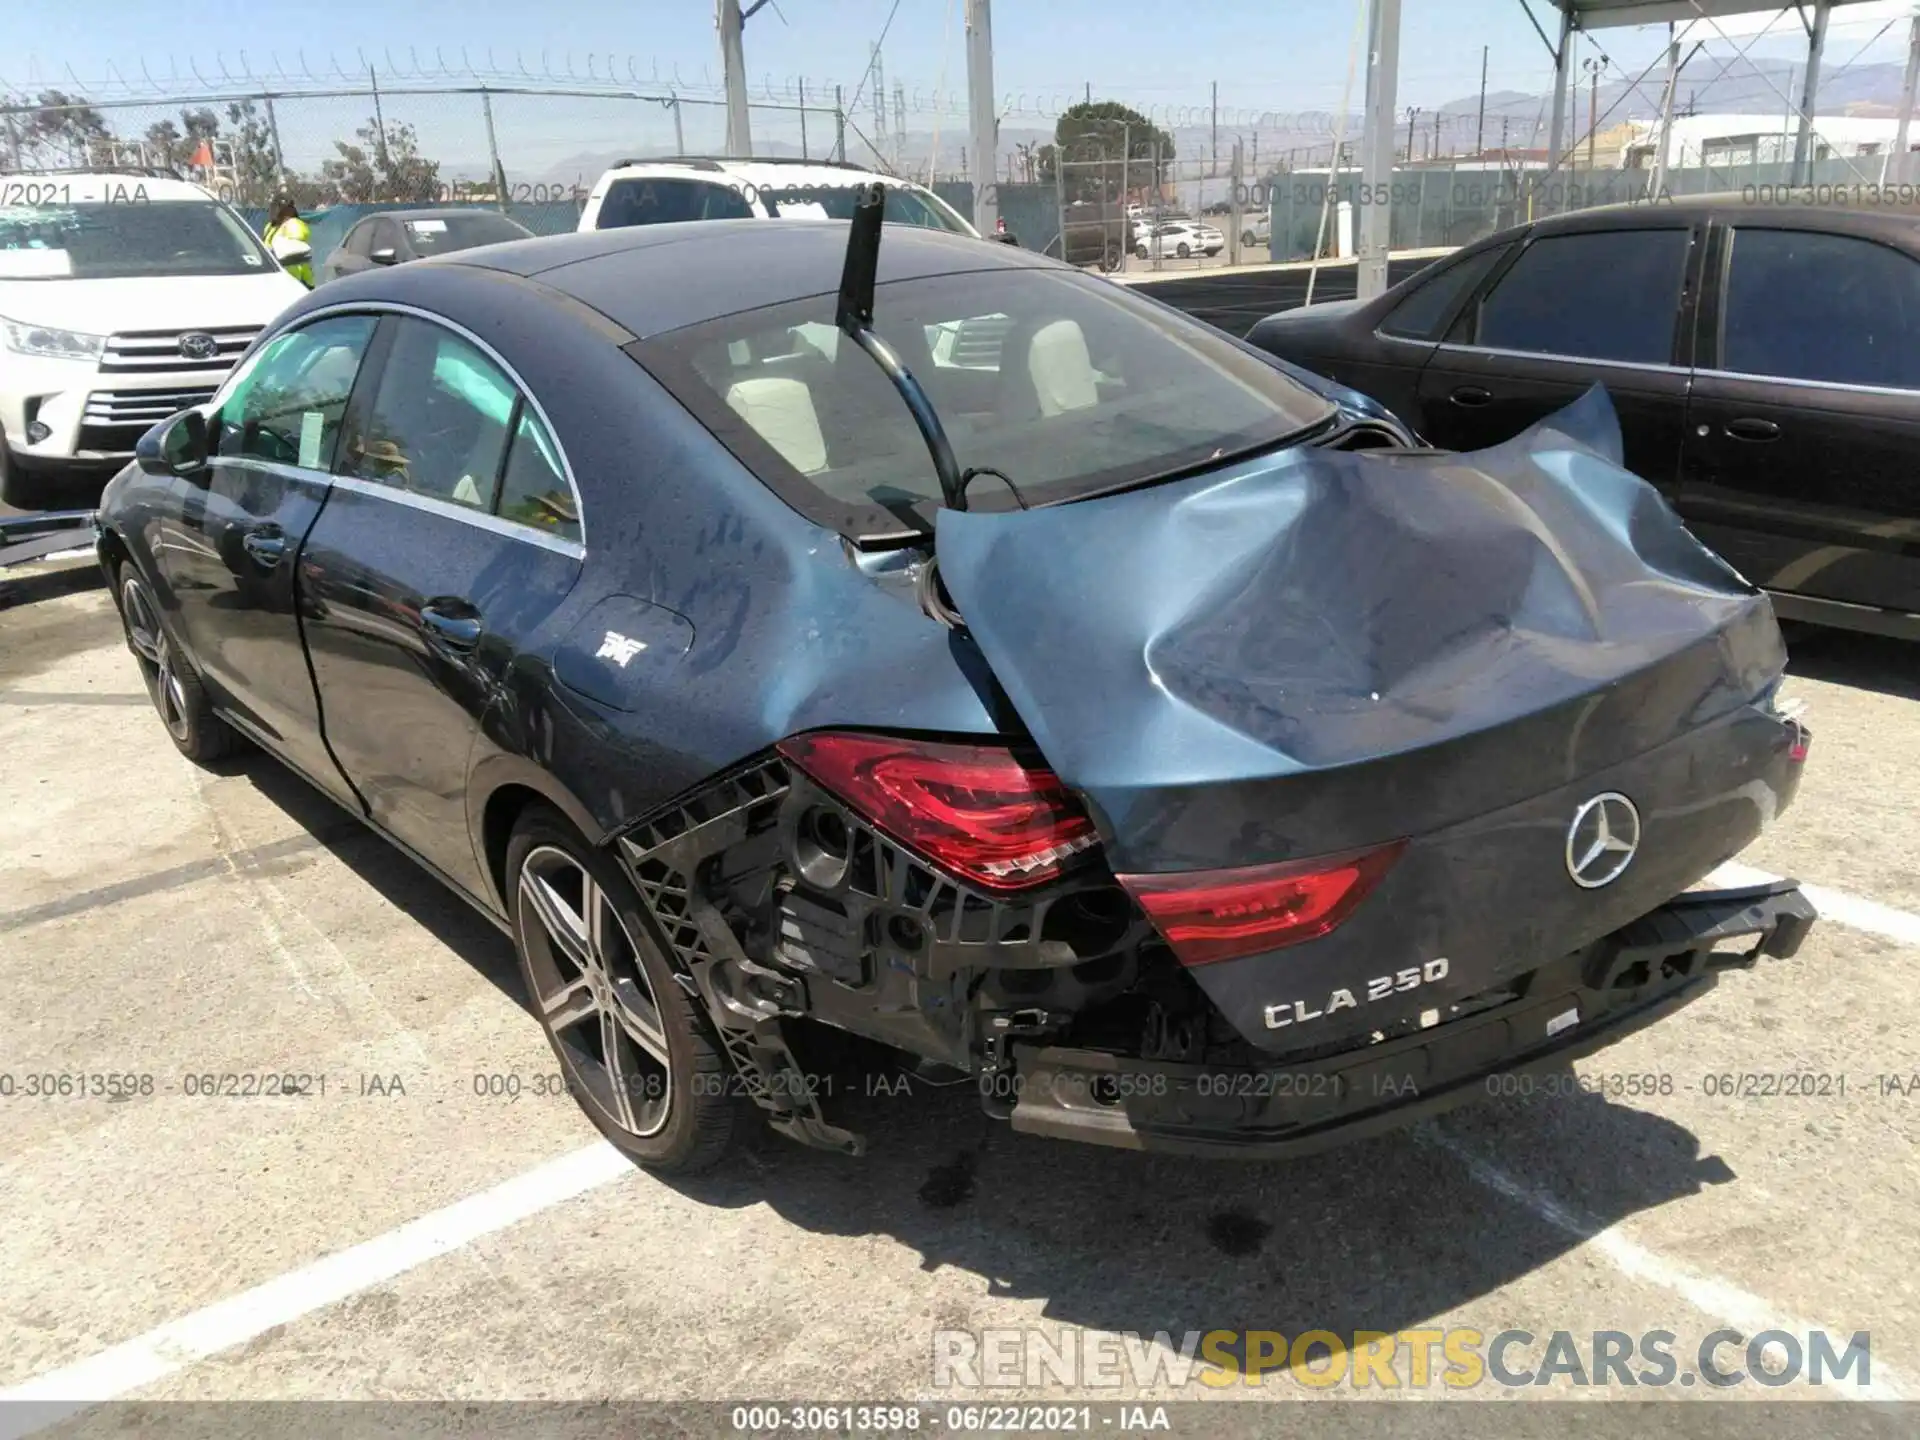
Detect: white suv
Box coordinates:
(577, 157, 980, 237)
(0, 172, 309, 510)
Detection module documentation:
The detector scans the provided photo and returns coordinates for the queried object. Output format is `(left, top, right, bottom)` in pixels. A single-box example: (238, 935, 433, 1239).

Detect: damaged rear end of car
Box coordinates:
(597, 195, 1816, 1160)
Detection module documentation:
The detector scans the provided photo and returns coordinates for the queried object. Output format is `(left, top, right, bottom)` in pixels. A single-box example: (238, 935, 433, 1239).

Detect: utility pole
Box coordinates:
(264, 96, 286, 186)
(1791, 0, 1832, 187)
(1211, 80, 1218, 176)
(965, 0, 999, 233)
(1356, 0, 1403, 300)
(480, 89, 507, 210)
(1405, 105, 1418, 162)
(1585, 56, 1600, 170)
(871, 44, 889, 163)
(835, 84, 846, 161)
(1475, 44, 1488, 155)
(369, 64, 390, 174)
(1894, 10, 1920, 186)
(894, 82, 905, 173)
(798, 77, 809, 159)
(718, 0, 753, 156)
(1649, 25, 1681, 199)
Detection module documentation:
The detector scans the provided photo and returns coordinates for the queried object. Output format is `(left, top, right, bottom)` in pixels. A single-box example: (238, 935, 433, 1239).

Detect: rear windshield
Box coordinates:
(0, 201, 271, 279)
(762, 184, 972, 233)
(402, 213, 531, 254)
(633, 266, 1337, 539)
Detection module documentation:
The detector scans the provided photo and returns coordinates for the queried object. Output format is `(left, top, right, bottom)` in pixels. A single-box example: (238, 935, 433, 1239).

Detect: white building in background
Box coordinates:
(1624, 113, 1920, 171)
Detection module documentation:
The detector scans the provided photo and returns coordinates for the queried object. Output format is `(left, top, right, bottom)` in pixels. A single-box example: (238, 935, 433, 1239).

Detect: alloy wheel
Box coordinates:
(120, 575, 191, 743)
(516, 844, 674, 1138)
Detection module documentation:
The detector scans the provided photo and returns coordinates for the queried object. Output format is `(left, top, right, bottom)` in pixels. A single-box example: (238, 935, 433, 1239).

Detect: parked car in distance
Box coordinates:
(1243, 195, 1920, 640)
(0, 169, 309, 511)
(1135, 220, 1225, 260)
(577, 156, 979, 237)
(318, 208, 534, 284)
(97, 210, 1812, 1178)
(1241, 212, 1272, 249)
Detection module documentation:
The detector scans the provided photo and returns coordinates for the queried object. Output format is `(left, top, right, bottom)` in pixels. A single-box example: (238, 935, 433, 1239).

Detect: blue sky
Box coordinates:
(11, 0, 1914, 115)
(7, 0, 1915, 178)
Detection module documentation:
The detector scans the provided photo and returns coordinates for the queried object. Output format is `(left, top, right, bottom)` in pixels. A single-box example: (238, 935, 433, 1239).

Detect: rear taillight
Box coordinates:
(1117, 842, 1405, 967)
(775, 731, 1100, 892)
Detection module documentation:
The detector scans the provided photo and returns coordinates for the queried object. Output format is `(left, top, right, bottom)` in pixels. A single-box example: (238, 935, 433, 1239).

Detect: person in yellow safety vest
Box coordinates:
(262, 196, 314, 288)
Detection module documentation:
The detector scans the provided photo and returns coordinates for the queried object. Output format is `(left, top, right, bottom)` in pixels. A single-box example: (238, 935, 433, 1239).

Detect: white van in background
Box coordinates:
(0, 171, 309, 510)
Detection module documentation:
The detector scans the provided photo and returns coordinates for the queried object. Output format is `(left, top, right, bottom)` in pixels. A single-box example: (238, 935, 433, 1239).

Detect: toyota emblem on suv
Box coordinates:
(178, 332, 218, 361)
(1566, 792, 1640, 889)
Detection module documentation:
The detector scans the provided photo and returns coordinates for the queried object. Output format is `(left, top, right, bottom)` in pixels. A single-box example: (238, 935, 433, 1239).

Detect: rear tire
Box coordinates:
(506, 805, 737, 1174)
(115, 562, 241, 765)
(1176, 242, 1191, 259)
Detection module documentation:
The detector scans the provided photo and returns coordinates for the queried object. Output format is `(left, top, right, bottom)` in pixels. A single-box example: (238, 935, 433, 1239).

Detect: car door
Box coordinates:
(298, 312, 585, 898)
(1680, 222, 1920, 620)
(152, 314, 379, 802)
(1415, 224, 1699, 485)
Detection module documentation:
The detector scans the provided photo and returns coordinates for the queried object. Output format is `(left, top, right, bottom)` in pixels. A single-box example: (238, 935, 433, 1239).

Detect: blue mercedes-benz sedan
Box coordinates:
(95, 198, 1815, 1173)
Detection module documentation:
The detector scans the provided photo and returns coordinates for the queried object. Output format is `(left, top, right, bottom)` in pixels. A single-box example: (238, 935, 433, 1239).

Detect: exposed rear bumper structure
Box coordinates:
(999, 881, 1816, 1158)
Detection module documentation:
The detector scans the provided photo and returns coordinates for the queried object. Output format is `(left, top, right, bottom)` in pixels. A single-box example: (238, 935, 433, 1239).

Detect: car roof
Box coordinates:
(437, 216, 1054, 337)
(1528, 189, 1920, 233)
(8, 173, 222, 203)
(596, 156, 933, 192)
(358, 207, 529, 223)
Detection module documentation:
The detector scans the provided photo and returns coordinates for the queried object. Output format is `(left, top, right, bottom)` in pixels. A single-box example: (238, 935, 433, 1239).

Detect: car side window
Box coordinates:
(1379, 244, 1509, 341)
(371, 217, 403, 255)
(212, 315, 378, 469)
(495, 408, 581, 544)
(342, 221, 374, 257)
(1465, 229, 1689, 364)
(342, 317, 516, 510)
(1721, 228, 1920, 389)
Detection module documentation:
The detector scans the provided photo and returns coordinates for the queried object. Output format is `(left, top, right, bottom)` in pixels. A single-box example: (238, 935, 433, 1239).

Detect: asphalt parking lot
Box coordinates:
(2, 552, 1917, 1433)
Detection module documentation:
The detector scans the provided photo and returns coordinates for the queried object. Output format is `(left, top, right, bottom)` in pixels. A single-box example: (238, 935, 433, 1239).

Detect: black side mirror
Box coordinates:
(369, 246, 399, 265)
(137, 408, 209, 477)
(994, 231, 1021, 247)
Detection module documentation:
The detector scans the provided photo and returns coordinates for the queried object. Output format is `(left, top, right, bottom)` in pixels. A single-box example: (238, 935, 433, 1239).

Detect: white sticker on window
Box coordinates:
(297, 410, 325, 469)
(407, 218, 448, 233)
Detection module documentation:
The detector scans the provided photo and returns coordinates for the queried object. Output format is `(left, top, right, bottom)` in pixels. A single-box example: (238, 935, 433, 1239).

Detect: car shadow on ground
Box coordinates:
(645, 1077, 1732, 1370)
(225, 717, 1735, 1373)
(1785, 626, 1920, 701)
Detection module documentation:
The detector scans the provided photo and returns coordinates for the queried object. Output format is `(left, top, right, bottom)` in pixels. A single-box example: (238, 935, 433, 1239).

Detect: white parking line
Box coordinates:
(1707, 861, 1920, 948)
(1419, 1128, 1908, 1401)
(0, 1142, 629, 1437)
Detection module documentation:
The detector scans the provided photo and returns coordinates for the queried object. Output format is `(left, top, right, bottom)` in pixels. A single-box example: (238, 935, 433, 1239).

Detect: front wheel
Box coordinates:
(1135, 244, 1149, 260)
(1176, 242, 1191, 258)
(1099, 241, 1121, 273)
(507, 805, 737, 1173)
(1241, 230, 1257, 246)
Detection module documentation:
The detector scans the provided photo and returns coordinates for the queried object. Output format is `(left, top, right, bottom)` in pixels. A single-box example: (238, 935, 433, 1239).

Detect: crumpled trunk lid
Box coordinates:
(934, 388, 1800, 1052)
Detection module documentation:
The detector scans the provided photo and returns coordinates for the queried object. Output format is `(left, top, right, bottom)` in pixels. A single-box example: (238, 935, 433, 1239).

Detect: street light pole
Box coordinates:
(965, 0, 999, 234)
(718, 0, 753, 156)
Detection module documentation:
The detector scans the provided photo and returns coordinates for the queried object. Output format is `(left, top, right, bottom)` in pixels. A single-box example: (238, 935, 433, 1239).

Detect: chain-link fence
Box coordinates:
(0, 84, 845, 211)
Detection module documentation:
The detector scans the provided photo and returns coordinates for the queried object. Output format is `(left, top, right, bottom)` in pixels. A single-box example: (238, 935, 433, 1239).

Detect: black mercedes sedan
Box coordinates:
(1245, 195, 1920, 641)
(94, 202, 1814, 1174)
(317, 208, 535, 284)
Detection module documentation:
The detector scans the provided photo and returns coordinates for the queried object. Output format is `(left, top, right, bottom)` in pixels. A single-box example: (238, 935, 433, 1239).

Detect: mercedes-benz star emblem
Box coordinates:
(178, 331, 218, 361)
(1566, 792, 1641, 889)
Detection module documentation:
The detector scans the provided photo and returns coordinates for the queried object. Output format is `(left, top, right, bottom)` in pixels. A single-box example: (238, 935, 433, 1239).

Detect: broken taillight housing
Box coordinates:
(775, 731, 1101, 892)
(1117, 841, 1406, 967)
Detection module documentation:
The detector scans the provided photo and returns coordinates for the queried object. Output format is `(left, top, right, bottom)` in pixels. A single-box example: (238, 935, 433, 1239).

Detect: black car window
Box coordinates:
(1379, 244, 1509, 341)
(761, 183, 971, 233)
(343, 318, 517, 510)
(595, 178, 756, 228)
(341, 221, 375, 257)
(1467, 229, 1689, 364)
(495, 408, 580, 544)
(1721, 228, 1920, 389)
(401, 212, 531, 255)
(637, 266, 1339, 539)
(371, 217, 404, 255)
(212, 315, 378, 468)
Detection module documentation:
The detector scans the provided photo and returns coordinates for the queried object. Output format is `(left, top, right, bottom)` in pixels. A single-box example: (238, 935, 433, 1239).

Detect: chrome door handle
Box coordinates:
(1724, 417, 1780, 442)
(242, 528, 286, 569)
(1450, 385, 1493, 407)
(420, 601, 482, 651)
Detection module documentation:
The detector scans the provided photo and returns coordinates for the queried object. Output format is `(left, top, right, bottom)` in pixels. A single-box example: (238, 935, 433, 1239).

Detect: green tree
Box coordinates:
(20, 89, 113, 167)
(1037, 101, 1174, 202)
(319, 117, 440, 203)
(223, 99, 282, 204)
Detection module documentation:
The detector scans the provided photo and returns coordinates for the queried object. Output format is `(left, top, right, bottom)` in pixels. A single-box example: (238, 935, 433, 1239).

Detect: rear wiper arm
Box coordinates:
(836, 182, 970, 513)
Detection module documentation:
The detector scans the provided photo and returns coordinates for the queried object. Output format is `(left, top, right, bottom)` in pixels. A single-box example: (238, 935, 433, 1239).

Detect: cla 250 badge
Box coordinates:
(1265, 958, 1450, 1030)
